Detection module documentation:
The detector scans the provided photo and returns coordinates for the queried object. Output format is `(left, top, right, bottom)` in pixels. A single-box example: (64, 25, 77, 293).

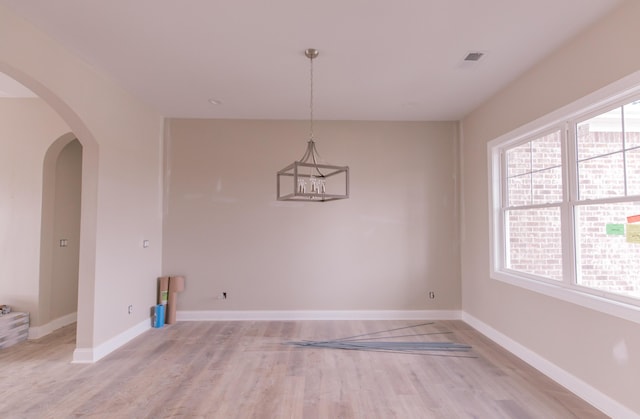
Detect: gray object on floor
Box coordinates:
(285, 322, 474, 357)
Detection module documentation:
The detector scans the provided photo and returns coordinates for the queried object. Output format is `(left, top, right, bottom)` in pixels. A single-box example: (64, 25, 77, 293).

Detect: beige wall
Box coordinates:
(163, 119, 460, 311)
(460, 0, 640, 413)
(0, 5, 164, 353)
(0, 98, 71, 325)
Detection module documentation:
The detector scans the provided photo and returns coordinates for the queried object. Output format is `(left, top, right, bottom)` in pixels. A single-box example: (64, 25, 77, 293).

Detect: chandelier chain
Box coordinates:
(309, 53, 314, 141)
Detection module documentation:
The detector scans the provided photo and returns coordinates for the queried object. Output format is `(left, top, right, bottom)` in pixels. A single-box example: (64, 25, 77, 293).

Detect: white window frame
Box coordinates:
(488, 70, 640, 325)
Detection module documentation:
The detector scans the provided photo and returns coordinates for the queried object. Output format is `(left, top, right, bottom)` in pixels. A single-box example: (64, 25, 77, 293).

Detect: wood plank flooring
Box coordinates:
(0, 320, 606, 418)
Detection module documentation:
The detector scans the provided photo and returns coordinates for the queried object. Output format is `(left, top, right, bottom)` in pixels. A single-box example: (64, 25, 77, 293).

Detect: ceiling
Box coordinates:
(0, 0, 624, 121)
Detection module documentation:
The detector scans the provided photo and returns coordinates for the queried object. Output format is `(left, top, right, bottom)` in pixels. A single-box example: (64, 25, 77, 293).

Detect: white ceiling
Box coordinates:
(0, 0, 624, 120)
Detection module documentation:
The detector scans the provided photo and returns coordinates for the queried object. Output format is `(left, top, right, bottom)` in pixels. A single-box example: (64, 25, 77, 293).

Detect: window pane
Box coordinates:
(578, 153, 625, 200)
(506, 207, 562, 281)
(532, 166, 562, 204)
(624, 101, 640, 149)
(531, 130, 562, 171)
(577, 108, 623, 161)
(506, 131, 563, 207)
(508, 174, 531, 206)
(627, 148, 640, 197)
(506, 142, 531, 176)
(575, 202, 640, 299)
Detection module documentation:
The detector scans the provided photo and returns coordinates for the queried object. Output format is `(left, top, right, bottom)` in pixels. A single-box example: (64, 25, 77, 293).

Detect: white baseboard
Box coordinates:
(462, 311, 638, 418)
(28, 312, 77, 340)
(177, 310, 462, 321)
(72, 318, 150, 364)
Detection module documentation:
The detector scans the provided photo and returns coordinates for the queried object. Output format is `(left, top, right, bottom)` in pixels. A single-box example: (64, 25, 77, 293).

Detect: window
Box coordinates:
(489, 75, 640, 323)
(574, 101, 640, 301)
(504, 130, 563, 281)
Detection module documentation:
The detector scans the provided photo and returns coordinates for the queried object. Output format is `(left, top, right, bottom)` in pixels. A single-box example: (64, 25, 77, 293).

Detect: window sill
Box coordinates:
(491, 269, 640, 324)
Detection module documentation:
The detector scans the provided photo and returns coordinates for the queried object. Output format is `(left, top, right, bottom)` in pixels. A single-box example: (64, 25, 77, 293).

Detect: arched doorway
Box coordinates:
(37, 134, 82, 338)
(0, 64, 99, 358)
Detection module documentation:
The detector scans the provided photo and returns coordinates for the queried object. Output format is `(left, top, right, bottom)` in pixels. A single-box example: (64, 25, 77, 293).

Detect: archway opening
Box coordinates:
(0, 64, 99, 357)
(37, 135, 82, 339)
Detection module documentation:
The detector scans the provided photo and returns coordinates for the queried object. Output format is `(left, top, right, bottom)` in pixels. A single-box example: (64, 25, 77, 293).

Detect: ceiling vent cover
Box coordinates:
(464, 52, 484, 62)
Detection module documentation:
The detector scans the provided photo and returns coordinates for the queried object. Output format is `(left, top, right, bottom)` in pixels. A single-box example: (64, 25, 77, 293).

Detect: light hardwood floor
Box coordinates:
(0, 320, 606, 418)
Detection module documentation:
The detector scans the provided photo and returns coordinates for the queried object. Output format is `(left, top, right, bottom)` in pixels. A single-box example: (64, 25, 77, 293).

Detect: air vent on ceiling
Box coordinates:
(464, 52, 484, 62)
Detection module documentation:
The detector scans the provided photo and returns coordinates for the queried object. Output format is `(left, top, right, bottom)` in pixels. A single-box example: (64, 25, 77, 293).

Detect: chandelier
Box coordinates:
(277, 49, 349, 202)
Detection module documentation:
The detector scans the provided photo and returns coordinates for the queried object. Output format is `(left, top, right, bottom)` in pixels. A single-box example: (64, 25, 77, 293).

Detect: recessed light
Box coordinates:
(208, 98, 222, 105)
